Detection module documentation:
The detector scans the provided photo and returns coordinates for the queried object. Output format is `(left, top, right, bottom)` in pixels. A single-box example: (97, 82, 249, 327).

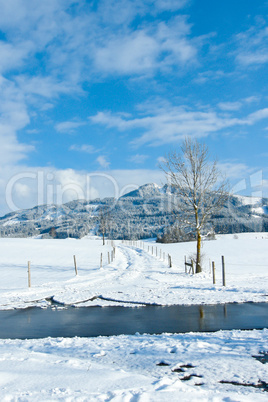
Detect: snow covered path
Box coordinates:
(0, 234, 267, 309)
(51, 243, 176, 307)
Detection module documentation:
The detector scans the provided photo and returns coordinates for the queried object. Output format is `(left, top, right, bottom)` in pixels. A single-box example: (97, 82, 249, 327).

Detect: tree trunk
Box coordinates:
(196, 230, 202, 273)
(102, 231, 105, 245)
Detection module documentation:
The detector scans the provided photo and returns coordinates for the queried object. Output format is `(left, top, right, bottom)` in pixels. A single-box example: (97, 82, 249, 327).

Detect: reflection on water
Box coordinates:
(0, 302, 267, 339)
(224, 304, 227, 317)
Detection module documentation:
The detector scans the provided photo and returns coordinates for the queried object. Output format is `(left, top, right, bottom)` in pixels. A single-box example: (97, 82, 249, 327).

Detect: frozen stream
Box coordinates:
(1, 302, 268, 339)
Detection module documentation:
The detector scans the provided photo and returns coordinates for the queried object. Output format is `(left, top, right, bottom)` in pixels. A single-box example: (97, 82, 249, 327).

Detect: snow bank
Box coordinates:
(0, 329, 267, 401)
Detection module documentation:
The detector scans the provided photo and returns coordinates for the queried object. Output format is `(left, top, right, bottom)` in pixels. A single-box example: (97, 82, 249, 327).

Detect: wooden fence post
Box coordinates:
(222, 255, 226, 286)
(28, 261, 31, 288)
(184, 257, 194, 274)
(108, 252, 110, 264)
(73, 255, 78, 276)
(212, 261, 216, 284)
(100, 253, 103, 268)
(191, 259, 194, 275)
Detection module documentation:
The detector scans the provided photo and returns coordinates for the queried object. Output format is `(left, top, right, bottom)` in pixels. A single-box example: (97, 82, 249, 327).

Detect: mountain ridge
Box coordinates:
(0, 183, 267, 240)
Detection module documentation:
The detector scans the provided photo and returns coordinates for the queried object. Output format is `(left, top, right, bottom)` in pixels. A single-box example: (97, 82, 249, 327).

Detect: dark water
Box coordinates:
(0, 302, 267, 339)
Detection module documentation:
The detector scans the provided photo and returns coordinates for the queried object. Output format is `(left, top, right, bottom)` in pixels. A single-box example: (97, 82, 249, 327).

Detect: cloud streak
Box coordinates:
(235, 24, 268, 67)
(90, 105, 268, 146)
(69, 144, 97, 154)
(55, 121, 86, 134)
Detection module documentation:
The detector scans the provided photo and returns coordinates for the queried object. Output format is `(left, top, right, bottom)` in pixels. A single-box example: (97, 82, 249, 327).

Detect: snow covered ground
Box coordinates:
(0, 233, 267, 308)
(0, 330, 267, 401)
(0, 233, 267, 400)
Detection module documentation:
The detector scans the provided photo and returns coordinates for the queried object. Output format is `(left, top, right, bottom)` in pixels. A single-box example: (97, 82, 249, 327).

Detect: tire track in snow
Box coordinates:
(115, 244, 170, 285)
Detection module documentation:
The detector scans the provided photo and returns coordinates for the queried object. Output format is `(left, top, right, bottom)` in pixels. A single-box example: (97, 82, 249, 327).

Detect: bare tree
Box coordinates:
(161, 138, 229, 273)
(98, 206, 111, 245)
(49, 227, 57, 239)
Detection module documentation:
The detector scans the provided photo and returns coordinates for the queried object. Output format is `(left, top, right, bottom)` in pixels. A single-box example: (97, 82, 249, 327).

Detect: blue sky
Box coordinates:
(0, 0, 268, 214)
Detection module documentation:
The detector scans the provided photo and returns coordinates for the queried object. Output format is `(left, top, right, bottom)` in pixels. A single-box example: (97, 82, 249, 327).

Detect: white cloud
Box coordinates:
(90, 104, 268, 147)
(91, 111, 134, 131)
(235, 24, 268, 67)
(0, 0, 198, 88)
(16, 76, 78, 99)
(96, 0, 188, 26)
(129, 154, 149, 164)
(243, 96, 260, 104)
(237, 53, 268, 65)
(0, 75, 33, 165)
(97, 156, 110, 169)
(90, 107, 236, 146)
(14, 182, 31, 198)
(94, 31, 159, 74)
(108, 169, 165, 196)
(0, 40, 33, 73)
(70, 144, 96, 154)
(55, 121, 86, 134)
(246, 108, 268, 124)
(0, 0, 74, 47)
(218, 162, 268, 198)
(53, 168, 91, 203)
(96, 0, 145, 26)
(0, 1, 92, 96)
(153, 0, 188, 11)
(218, 101, 242, 111)
(262, 179, 268, 192)
(40, 103, 55, 111)
(218, 162, 254, 180)
(217, 97, 261, 113)
(2, 166, 101, 213)
(193, 70, 229, 84)
(93, 17, 198, 75)
(157, 156, 166, 164)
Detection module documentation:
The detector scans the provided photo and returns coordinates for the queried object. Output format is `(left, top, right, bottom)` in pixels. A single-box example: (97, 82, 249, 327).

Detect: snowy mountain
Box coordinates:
(122, 183, 163, 198)
(0, 183, 267, 239)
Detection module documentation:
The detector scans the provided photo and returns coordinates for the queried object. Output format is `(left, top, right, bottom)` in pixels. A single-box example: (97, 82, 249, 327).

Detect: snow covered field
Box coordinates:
(0, 233, 267, 308)
(0, 233, 267, 400)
